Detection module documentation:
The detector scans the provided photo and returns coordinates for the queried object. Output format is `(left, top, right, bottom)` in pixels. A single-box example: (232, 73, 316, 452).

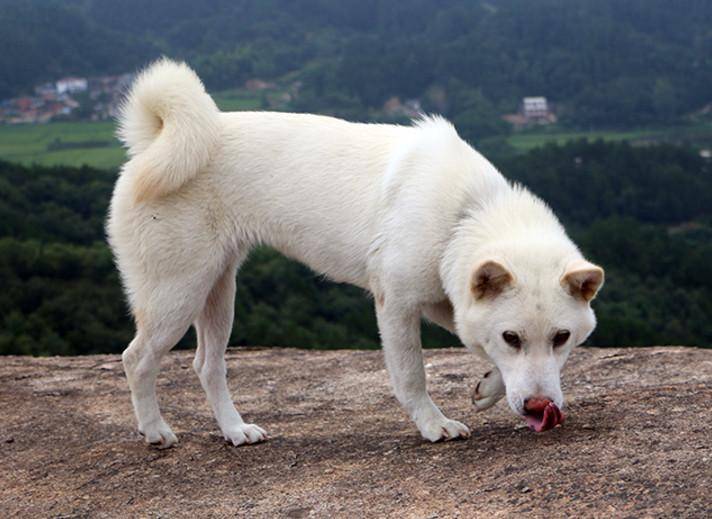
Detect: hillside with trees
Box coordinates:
(1, 139, 709, 356)
(1, 0, 711, 134)
(1, 1, 710, 355)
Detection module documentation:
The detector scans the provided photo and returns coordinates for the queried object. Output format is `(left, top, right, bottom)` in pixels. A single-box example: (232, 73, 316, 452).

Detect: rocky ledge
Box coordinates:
(1, 346, 710, 517)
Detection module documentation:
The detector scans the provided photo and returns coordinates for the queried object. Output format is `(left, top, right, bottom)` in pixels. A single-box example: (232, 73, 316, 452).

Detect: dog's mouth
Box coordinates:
(523, 400, 565, 432)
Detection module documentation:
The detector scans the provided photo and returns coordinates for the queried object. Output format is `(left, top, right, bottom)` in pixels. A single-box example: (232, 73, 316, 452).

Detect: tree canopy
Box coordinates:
(2, 0, 711, 130)
(1, 139, 709, 355)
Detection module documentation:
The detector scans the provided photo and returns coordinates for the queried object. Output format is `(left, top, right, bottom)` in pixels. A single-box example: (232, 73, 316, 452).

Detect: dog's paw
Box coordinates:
(139, 420, 178, 449)
(418, 416, 471, 442)
(223, 423, 268, 447)
(472, 369, 506, 412)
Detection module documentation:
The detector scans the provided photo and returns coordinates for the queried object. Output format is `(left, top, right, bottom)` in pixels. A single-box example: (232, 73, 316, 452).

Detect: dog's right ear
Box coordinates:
(471, 260, 514, 300)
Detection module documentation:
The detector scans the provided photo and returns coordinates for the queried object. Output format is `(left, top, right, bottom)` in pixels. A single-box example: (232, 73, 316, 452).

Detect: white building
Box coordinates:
(56, 77, 88, 95)
(522, 96, 549, 119)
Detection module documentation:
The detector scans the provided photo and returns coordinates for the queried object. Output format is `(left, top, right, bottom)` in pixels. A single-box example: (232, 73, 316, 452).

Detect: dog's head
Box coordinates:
(454, 252, 604, 431)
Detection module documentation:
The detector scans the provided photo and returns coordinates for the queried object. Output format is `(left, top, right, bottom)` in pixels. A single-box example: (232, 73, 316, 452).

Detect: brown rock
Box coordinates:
(0, 346, 710, 517)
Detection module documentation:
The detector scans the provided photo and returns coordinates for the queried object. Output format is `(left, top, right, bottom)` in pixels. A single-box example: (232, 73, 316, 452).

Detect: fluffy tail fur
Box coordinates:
(117, 58, 220, 202)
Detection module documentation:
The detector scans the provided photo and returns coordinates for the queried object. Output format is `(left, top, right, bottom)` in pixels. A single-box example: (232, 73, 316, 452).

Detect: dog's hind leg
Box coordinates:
(122, 273, 217, 448)
(193, 257, 268, 446)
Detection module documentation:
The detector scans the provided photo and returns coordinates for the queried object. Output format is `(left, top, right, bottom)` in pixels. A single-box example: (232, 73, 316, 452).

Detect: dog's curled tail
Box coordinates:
(117, 58, 220, 202)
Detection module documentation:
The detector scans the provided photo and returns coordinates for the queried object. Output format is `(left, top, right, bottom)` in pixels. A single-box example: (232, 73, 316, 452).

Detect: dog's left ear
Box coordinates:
(561, 260, 604, 302)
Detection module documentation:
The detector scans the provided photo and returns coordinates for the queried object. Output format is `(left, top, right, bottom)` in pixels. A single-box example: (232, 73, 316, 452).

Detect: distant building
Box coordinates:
(34, 83, 56, 97)
(502, 96, 557, 129)
(383, 96, 422, 119)
(244, 79, 275, 91)
(56, 77, 88, 95)
(522, 97, 549, 120)
(1, 72, 134, 124)
(15, 97, 33, 111)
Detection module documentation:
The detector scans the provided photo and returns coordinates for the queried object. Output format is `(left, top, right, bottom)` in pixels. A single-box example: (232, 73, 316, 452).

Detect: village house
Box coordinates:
(87, 73, 134, 120)
(522, 96, 550, 120)
(1, 73, 132, 124)
(502, 96, 557, 129)
(382, 96, 423, 119)
(244, 79, 275, 91)
(56, 77, 88, 95)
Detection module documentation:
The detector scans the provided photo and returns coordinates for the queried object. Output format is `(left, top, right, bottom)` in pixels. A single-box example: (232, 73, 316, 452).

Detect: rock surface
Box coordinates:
(1, 346, 710, 517)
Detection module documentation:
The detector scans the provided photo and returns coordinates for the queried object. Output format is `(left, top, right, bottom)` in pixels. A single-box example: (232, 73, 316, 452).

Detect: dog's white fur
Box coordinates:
(108, 59, 604, 447)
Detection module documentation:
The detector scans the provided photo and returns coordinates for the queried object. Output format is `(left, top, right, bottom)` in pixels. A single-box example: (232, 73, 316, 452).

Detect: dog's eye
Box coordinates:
(502, 331, 521, 349)
(553, 330, 571, 347)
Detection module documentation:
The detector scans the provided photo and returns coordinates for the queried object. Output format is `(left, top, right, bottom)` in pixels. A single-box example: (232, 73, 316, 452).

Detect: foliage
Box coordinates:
(0, 160, 451, 354)
(1, 0, 711, 131)
(0, 139, 710, 355)
(501, 140, 711, 225)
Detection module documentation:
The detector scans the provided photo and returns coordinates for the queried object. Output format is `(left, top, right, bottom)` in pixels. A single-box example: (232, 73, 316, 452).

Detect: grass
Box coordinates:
(2, 113, 710, 171)
(0, 121, 124, 169)
(0, 89, 265, 169)
(507, 122, 712, 152)
(212, 89, 263, 112)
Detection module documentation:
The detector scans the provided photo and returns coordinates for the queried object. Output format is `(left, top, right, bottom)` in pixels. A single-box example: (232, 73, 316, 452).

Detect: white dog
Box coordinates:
(108, 59, 604, 448)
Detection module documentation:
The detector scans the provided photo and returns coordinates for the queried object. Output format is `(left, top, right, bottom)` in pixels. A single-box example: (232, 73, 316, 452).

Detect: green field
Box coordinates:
(0, 90, 266, 169)
(507, 122, 712, 152)
(212, 89, 263, 112)
(2, 114, 710, 171)
(0, 121, 124, 169)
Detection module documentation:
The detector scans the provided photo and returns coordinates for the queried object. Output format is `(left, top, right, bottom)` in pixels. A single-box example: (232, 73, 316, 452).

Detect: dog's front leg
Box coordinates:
(376, 301, 470, 442)
(472, 367, 506, 411)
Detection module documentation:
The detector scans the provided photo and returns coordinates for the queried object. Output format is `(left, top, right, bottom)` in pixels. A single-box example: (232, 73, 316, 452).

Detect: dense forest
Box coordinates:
(1, 139, 710, 356)
(2, 0, 711, 132)
(1, 1, 710, 355)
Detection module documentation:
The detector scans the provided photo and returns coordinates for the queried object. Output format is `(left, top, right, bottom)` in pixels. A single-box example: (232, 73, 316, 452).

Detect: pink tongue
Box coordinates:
(524, 402, 565, 432)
